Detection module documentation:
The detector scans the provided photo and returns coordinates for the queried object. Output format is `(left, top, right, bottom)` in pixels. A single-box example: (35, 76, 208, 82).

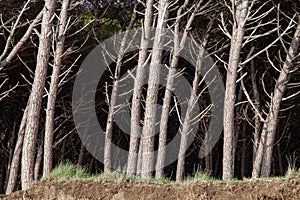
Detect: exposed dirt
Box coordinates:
(2, 178, 300, 200)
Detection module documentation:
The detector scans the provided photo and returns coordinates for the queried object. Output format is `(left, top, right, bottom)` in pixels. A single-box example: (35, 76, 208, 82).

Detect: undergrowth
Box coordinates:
(45, 162, 294, 183)
(45, 162, 91, 179)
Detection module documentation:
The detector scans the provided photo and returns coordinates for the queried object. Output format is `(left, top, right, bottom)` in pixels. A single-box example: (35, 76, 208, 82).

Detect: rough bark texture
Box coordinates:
(5, 117, 18, 189)
(127, 0, 154, 176)
(223, 0, 249, 180)
(43, 0, 69, 178)
(252, 17, 300, 178)
(155, 0, 198, 179)
(141, 0, 169, 178)
(21, 0, 56, 190)
(103, 3, 137, 172)
(176, 46, 205, 181)
(0, 11, 43, 68)
(34, 141, 43, 180)
(259, 17, 300, 177)
(5, 107, 28, 194)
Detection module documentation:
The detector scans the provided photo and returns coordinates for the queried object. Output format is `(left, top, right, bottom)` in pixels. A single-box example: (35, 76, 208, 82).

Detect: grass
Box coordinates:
(45, 163, 173, 183)
(45, 162, 91, 180)
(184, 172, 216, 182)
(45, 162, 294, 184)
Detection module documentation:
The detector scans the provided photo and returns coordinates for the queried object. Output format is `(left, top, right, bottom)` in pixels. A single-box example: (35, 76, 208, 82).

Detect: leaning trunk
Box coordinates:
(21, 0, 56, 190)
(43, 0, 69, 177)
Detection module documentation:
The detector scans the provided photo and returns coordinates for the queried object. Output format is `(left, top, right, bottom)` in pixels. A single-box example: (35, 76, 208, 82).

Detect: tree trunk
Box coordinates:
(6, 106, 28, 194)
(175, 48, 204, 182)
(141, 0, 169, 178)
(104, 3, 137, 172)
(21, 0, 56, 190)
(155, 0, 201, 179)
(34, 141, 43, 180)
(176, 18, 212, 180)
(253, 16, 300, 178)
(127, 0, 154, 176)
(43, 0, 69, 178)
(223, 0, 249, 180)
(240, 121, 247, 178)
(5, 116, 18, 189)
(0, 161, 5, 193)
(250, 60, 261, 161)
(260, 17, 300, 177)
(77, 142, 85, 167)
(277, 143, 284, 175)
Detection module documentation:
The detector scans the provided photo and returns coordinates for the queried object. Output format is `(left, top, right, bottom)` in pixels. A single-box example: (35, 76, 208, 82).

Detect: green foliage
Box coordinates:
(48, 165, 291, 184)
(82, 13, 95, 26)
(184, 172, 217, 182)
(45, 162, 91, 180)
(133, 18, 142, 28)
(285, 153, 299, 178)
(94, 170, 126, 181)
(95, 18, 122, 41)
(100, 18, 121, 29)
(285, 167, 299, 179)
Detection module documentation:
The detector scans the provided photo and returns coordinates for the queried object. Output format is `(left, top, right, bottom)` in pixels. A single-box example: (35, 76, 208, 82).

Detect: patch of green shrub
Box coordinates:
(45, 162, 91, 180)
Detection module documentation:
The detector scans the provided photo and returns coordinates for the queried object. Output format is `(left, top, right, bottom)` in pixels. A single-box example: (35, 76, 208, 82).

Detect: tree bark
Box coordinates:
(176, 46, 206, 182)
(5, 116, 18, 189)
(223, 0, 249, 180)
(34, 141, 43, 180)
(127, 0, 154, 176)
(141, 0, 169, 178)
(104, 3, 137, 172)
(6, 107, 28, 194)
(43, 0, 69, 178)
(21, 0, 56, 190)
(260, 17, 300, 177)
(176, 17, 212, 181)
(155, 0, 201, 179)
(240, 121, 247, 178)
(277, 143, 284, 175)
(253, 16, 300, 178)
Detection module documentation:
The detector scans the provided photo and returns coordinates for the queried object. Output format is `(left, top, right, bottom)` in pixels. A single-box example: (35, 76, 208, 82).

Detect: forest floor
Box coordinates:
(1, 177, 300, 200)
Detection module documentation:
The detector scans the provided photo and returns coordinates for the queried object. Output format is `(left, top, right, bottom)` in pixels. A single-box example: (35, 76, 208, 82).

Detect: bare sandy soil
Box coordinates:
(1, 178, 300, 199)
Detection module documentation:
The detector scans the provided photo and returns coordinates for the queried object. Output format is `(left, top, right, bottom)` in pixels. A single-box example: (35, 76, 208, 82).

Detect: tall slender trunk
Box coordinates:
(277, 143, 284, 175)
(250, 60, 261, 161)
(240, 121, 247, 178)
(155, 0, 202, 179)
(176, 44, 207, 182)
(21, 0, 56, 190)
(175, 18, 212, 181)
(5, 117, 18, 189)
(104, 3, 137, 172)
(141, 0, 169, 178)
(43, 0, 69, 178)
(260, 17, 300, 177)
(127, 0, 154, 176)
(222, 0, 249, 180)
(6, 106, 28, 194)
(253, 17, 300, 178)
